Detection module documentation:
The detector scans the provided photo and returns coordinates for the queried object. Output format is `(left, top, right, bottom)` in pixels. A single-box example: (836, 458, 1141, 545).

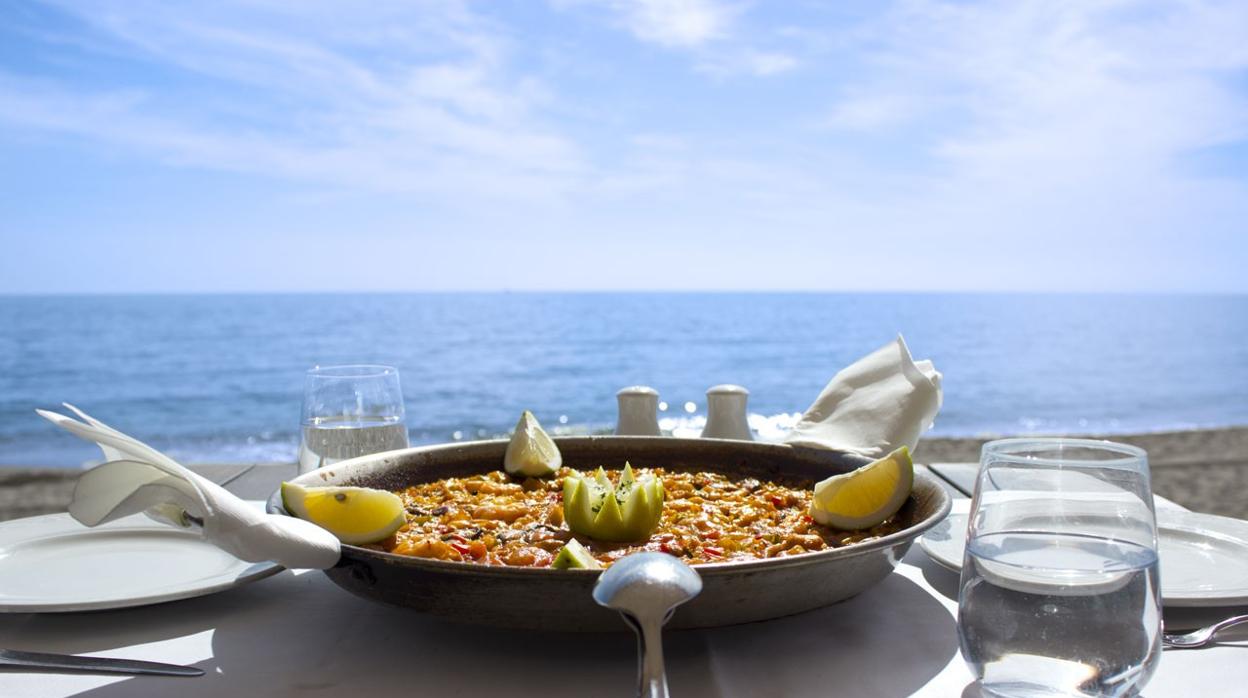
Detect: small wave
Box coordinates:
(9, 410, 1245, 469)
(658, 412, 804, 440)
(147, 412, 808, 462)
(163, 438, 301, 465)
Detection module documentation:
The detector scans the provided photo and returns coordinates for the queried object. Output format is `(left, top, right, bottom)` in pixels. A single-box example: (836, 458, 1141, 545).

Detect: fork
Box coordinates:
(1163, 614, 1248, 649)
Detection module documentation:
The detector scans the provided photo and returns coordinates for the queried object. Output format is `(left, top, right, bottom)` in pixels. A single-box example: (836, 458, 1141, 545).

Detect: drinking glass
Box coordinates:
(297, 365, 409, 474)
(958, 439, 1161, 698)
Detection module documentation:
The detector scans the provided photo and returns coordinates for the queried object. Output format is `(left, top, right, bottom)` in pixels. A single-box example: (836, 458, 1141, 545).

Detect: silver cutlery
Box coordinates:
(0, 648, 203, 676)
(593, 553, 702, 698)
(1164, 614, 1248, 649)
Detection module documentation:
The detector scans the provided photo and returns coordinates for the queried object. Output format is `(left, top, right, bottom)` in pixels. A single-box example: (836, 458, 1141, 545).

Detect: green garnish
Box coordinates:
(551, 539, 602, 569)
(563, 463, 664, 543)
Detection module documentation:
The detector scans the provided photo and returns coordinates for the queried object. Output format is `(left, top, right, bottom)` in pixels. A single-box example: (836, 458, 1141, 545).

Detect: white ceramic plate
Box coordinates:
(0, 505, 283, 613)
(919, 507, 1248, 607)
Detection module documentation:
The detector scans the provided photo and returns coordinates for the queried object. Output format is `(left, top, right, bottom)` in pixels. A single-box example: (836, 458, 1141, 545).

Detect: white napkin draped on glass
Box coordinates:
(38, 405, 341, 569)
(783, 335, 942, 457)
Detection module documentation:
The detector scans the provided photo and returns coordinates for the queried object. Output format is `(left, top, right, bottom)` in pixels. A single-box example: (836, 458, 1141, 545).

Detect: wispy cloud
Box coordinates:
(822, 93, 920, 131)
(1, 0, 585, 200)
(2, 0, 1246, 292)
(792, 0, 1248, 289)
(559, 0, 799, 78)
(602, 0, 737, 48)
(824, 1, 1248, 178)
(695, 48, 798, 77)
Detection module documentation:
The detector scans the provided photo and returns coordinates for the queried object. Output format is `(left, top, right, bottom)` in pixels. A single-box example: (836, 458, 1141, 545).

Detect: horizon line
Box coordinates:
(1, 289, 1245, 298)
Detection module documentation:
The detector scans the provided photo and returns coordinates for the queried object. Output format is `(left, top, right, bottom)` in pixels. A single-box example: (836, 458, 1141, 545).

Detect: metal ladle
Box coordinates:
(593, 552, 703, 698)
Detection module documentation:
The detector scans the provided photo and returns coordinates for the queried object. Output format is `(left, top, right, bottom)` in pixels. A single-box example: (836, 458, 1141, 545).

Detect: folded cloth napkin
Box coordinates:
(784, 335, 942, 458)
(38, 405, 341, 569)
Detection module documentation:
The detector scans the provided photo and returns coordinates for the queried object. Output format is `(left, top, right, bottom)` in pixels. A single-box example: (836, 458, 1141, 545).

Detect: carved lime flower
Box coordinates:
(563, 463, 664, 542)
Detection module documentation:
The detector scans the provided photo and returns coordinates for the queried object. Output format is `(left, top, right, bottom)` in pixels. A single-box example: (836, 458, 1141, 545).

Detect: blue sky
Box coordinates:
(1, 0, 1246, 293)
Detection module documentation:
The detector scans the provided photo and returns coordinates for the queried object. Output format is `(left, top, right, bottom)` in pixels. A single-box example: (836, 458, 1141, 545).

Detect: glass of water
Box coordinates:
(297, 365, 410, 474)
(958, 438, 1161, 698)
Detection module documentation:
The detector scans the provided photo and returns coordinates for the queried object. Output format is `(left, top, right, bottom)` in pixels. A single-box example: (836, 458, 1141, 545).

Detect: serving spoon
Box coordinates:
(1164, 614, 1248, 649)
(593, 553, 703, 698)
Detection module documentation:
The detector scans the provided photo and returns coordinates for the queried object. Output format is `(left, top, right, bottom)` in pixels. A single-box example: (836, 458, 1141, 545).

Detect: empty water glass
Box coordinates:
(297, 365, 409, 473)
(958, 439, 1161, 698)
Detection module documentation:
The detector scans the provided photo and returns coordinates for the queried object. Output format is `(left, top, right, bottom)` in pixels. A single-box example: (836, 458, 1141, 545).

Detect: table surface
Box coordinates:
(1, 462, 1244, 697)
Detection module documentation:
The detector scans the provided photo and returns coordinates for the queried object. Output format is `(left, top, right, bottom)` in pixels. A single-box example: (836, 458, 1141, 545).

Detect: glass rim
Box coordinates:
(982, 437, 1147, 468)
(306, 364, 398, 379)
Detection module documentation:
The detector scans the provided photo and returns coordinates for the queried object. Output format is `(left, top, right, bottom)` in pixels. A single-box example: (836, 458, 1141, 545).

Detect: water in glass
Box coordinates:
(298, 415, 409, 471)
(959, 438, 1160, 698)
(960, 531, 1161, 697)
(298, 364, 408, 473)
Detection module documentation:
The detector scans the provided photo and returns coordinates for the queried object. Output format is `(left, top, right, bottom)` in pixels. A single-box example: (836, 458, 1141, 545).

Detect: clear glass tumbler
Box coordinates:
(958, 438, 1161, 698)
(297, 365, 409, 474)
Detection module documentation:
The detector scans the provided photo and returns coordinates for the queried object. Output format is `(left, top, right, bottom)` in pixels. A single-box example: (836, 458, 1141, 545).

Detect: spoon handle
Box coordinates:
(635, 615, 670, 698)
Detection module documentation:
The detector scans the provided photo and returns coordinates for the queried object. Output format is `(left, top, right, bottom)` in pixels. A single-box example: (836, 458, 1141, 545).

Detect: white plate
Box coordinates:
(0, 505, 283, 613)
(919, 507, 1248, 607)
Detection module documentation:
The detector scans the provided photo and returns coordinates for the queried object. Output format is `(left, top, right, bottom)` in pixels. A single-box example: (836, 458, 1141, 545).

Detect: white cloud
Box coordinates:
(696, 48, 798, 77)
(791, 0, 1248, 290)
(825, 0, 1248, 180)
(588, 0, 1248, 290)
(823, 93, 920, 131)
(562, 0, 800, 79)
(3, 0, 1246, 292)
(742, 50, 797, 75)
(2, 0, 585, 200)
(610, 0, 736, 48)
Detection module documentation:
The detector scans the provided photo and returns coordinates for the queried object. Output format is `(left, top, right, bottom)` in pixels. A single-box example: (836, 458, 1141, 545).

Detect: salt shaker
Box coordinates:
(615, 386, 662, 436)
(701, 384, 753, 441)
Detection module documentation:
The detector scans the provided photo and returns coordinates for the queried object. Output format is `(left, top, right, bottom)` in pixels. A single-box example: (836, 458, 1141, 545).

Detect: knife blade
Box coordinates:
(0, 648, 203, 677)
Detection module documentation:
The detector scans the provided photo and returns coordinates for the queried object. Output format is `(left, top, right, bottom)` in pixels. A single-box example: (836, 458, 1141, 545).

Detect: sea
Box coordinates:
(1, 293, 1245, 467)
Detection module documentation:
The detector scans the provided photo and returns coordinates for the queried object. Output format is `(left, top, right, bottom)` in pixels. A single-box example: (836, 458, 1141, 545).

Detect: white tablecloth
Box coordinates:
(2, 464, 1245, 697)
(1, 543, 1244, 697)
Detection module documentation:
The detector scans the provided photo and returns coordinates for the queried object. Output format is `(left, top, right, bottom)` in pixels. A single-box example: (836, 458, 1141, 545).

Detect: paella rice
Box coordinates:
(374, 466, 906, 567)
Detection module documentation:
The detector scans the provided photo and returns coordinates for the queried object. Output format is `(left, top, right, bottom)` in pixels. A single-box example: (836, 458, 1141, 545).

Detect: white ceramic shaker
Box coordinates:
(615, 386, 662, 436)
(700, 384, 754, 441)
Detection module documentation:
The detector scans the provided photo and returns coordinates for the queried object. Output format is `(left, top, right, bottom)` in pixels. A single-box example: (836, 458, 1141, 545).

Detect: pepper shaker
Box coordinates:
(615, 386, 662, 436)
(701, 384, 753, 441)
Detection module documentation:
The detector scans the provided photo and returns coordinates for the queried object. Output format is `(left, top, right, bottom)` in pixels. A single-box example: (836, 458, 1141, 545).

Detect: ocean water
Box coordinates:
(0, 293, 1244, 467)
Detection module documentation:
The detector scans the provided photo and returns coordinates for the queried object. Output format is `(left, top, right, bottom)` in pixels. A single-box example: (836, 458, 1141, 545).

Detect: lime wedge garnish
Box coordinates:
(504, 410, 561, 477)
(810, 446, 914, 530)
(280, 482, 405, 544)
(551, 538, 602, 569)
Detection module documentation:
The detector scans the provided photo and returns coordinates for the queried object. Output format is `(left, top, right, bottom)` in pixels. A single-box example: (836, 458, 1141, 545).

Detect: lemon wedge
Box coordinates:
(504, 410, 561, 477)
(810, 446, 913, 530)
(280, 482, 405, 545)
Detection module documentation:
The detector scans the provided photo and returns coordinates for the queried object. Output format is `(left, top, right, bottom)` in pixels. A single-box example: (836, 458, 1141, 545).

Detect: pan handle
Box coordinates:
(336, 558, 377, 587)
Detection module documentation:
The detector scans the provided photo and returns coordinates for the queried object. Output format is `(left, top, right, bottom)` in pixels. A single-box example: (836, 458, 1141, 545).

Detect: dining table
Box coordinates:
(1, 460, 1244, 697)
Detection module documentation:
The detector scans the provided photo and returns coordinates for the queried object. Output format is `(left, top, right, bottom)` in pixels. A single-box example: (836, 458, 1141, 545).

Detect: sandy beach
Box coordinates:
(912, 426, 1248, 519)
(2, 426, 1246, 522)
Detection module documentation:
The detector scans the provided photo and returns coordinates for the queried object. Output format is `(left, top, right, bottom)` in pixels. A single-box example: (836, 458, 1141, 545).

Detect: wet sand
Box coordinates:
(2, 426, 1246, 521)
(0, 468, 80, 523)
